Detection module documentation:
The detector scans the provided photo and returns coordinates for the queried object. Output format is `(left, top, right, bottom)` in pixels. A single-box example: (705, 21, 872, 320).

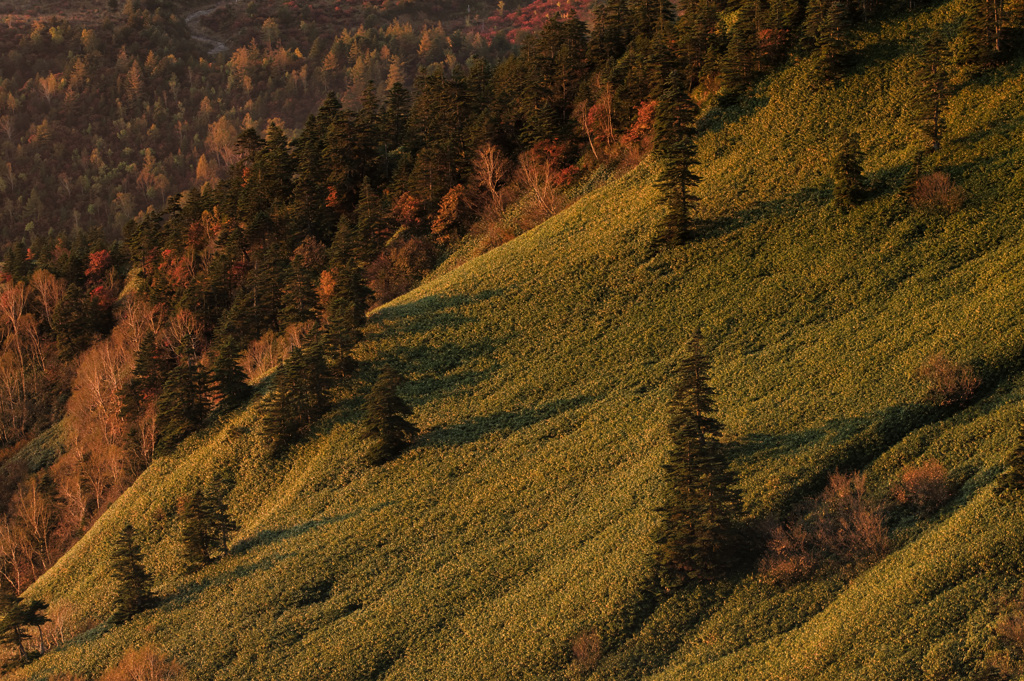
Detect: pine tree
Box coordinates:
(110, 524, 156, 625)
(833, 132, 866, 211)
(178, 489, 213, 570)
(0, 585, 30, 661)
(997, 424, 1024, 495)
(719, 0, 759, 103)
(261, 342, 332, 452)
(911, 34, 949, 153)
(209, 336, 250, 411)
(815, 0, 851, 80)
(653, 77, 701, 249)
(655, 331, 740, 587)
(204, 468, 237, 555)
(154, 361, 209, 456)
(119, 330, 175, 421)
(963, 0, 1005, 66)
(360, 368, 418, 466)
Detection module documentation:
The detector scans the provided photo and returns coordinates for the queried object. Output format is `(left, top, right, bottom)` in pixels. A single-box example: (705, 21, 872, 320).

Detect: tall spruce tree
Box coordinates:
(360, 368, 418, 466)
(911, 34, 949, 152)
(0, 586, 30, 661)
(833, 132, 867, 211)
(178, 489, 213, 570)
(815, 0, 851, 80)
(719, 1, 759, 103)
(153, 361, 209, 456)
(110, 524, 156, 625)
(261, 341, 332, 452)
(653, 77, 701, 249)
(655, 331, 740, 587)
(209, 336, 250, 411)
(204, 468, 238, 554)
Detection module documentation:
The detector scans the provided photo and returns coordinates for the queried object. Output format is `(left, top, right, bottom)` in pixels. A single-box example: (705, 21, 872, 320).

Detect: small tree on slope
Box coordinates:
(110, 524, 157, 625)
(655, 330, 740, 587)
(361, 368, 418, 466)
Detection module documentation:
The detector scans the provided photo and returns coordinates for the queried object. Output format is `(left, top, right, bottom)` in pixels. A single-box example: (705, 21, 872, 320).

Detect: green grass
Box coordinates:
(16, 3, 1024, 678)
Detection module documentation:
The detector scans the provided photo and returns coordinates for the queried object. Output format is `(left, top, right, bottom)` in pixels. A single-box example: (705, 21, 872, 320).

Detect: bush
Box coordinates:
(811, 472, 890, 567)
(916, 352, 980, 407)
(570, 630, 602, 672)
(99, 647, 184, 681)
(911, 171, 965, 214)
(758, 522, 816, 585)
(891, 460, 952, 514)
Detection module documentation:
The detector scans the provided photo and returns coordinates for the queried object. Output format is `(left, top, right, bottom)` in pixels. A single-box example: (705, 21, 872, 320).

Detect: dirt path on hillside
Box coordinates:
(185, 0, 238, 55)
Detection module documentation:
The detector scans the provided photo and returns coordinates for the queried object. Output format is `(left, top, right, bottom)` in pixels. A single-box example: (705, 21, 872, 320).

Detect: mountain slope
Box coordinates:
(17, 4, 1024, 679)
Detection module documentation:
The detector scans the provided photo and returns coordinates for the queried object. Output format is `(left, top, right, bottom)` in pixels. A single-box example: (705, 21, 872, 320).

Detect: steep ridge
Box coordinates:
(16, 4, 1024, 679)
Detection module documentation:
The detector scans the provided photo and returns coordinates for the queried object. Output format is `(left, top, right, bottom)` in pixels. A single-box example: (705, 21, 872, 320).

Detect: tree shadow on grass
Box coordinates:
(420, 394, 598, 450)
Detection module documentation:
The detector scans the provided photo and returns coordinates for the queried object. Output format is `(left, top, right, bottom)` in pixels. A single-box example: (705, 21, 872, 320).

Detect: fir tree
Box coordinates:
(119, 330, 175, 421)
(962, 0, 1005, 65)
(261, 341, 332, 452)
(360, 368, 418, 466)
(110, 524, 156, 625)
(911, 33, 949, 152)
(209, 336, 250, 411)
(0, 585, 30, 661)
(997, 424, 1024, 495)
(154, 361, 209, 456)
(204, 468, 238, 555)
(719, 1, 759, 103)
(833, 132, 866, 211)
(655, 331, 740, 587)
(178, 489, 213, 570)
(653, 77, 701, 249)
(815, 0, 851, 80)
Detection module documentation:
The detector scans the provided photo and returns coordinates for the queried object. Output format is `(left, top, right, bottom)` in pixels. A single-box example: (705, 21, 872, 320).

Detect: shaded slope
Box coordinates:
(17, 6, 1024, 679)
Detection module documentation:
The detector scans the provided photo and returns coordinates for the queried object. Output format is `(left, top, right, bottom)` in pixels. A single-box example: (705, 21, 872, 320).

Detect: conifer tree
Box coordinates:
(719, 1, 759, 103)
(833, 132, 866, 211)
(110, 524, 156, 625)
(119, 330, 174, 421)
(962, 0, 1005, 65)
(0, 585, 30, 661)
(261, 342, 332, 452)
(655, 331, 740, 587)
(360, 368, 418, 466)
(209, 336, 250, 411)
(178, 489, 213, 570)
(653, 77, 701, 249)
(204, 468, 238, 554)
(154, 361, 209, 456)
(911, 34, 949, 152)
(815, 0, 851, 80)
(997, 424, 1024, 495)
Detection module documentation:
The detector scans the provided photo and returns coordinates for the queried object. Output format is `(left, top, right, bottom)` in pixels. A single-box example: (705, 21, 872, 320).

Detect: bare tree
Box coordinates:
(472, 143, 510, 214)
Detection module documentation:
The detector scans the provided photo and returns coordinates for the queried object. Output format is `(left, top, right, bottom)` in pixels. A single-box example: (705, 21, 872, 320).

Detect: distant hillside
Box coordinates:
(11, 0, 1024, 679)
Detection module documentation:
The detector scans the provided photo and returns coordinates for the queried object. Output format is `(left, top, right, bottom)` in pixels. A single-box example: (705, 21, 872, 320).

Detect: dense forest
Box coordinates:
(3, 0, 1024, 675)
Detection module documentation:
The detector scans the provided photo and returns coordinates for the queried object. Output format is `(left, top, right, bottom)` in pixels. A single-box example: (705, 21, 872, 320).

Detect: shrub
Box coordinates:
(916, 352, 980, 407)
(911, 171, 965, 214)
(570, 630, 602, 672)
(811, 472, 889, 567)
(758, 522, 816, 585)
(891, 460, 951, 514)
(99, 646, 184, 681)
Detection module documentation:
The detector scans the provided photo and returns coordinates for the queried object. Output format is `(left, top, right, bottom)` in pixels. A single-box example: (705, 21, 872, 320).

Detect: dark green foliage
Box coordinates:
(50, 283, 112, 361)
(719, 1, 759, 103)
(360, 368, 418, 466)
(815, 0, 852, 80)
(109, 524, 156, 625)
(0, 586, 30, 661)
(910, 33, 949, 152)
(962, 0, 1006, 66)
(119, 331, 175, 422)
(261, 341, 332, 452)
(204, 468, 238, 555)
(178, 489, 213, 570)
(997, 425, 1024, 496)
(209, 336, 250, 412)
(833, 133, 867, 211)
(153, 361, 209, 456)
(655, 331, 740, 587)
(653, 79, 701, 249)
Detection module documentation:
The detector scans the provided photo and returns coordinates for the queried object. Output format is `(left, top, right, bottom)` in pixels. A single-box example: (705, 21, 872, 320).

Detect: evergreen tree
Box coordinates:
(815, 0, 851, 80)
(833, 132, 867, 211)
(719, 1, 759, 103)
(911, 34, 949, 152)
(0, 585, 30, 661)
(209, 336, 250, 411)
(154, 361, 209, 456)
(360, 368, 418, 466)
(655, 331, 740, 587)
(178, 489, 213, 570)
(119, 330, 175, 421)
(962, 0, 1005, 65)
(997, 424, 1024, 495)
(261, 341, 332, 452)
(109, 524, 156, 625)
(588, 0, 634, 65)
(653, 77, 701, 249)
(204, 468, 237, 555)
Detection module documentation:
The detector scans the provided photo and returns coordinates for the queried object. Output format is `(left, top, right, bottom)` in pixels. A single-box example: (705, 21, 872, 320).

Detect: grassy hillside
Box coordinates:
(15, 2, 1024, 678)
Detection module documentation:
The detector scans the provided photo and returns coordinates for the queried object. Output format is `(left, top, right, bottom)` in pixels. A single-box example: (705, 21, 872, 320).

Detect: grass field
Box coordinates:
(14, 1, 1024, 678)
